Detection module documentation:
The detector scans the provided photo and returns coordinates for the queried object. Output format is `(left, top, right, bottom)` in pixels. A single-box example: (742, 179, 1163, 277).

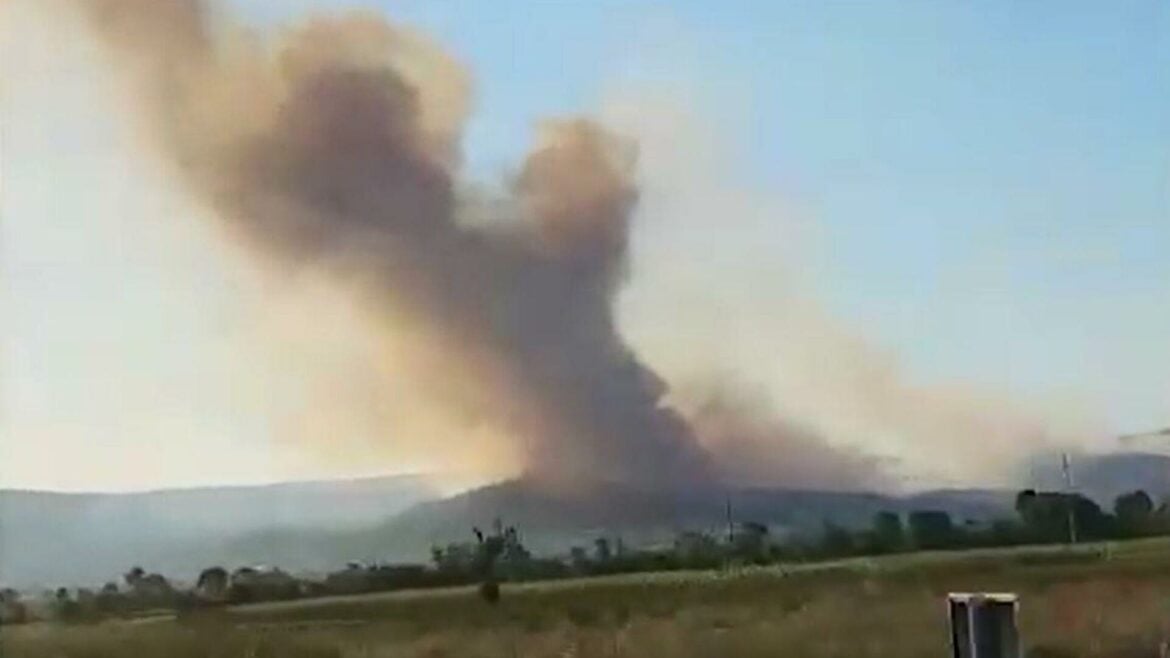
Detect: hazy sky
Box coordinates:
(2, 0, 1167, 491)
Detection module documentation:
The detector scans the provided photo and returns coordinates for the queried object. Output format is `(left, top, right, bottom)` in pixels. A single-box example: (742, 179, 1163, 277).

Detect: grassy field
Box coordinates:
(7, 540, 1170, 657)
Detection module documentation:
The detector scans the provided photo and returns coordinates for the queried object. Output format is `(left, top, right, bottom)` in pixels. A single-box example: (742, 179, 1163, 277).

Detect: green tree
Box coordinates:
(908, 510, 955, 549)
(732, 522, 770, 561)
(819, 522, 855, 556)
(674, 531, 722, 567)
(0, 588, 27, 625)
(569, 546, 590, 572)
(870, 511, 906, 553)
(594, 537, 612, 563)
(123, 566, 145, 589)
(1017, 490, 1109, 542)
(1015, 489, 1038, 517)
(54, 588, 81, 623)
(1114, 490, 1154, 536)
(195, 566, 229, 601)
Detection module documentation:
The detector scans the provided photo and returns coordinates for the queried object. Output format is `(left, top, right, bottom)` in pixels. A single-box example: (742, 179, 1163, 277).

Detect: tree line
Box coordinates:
(2, 487, 1166, 625)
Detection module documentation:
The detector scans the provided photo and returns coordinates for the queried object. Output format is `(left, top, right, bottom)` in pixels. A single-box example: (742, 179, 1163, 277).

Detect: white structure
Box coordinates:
(948, 593, 1020, 658)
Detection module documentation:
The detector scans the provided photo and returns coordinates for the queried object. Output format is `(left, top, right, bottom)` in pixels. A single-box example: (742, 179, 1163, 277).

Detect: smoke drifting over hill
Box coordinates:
(21, 0, 1093, 492)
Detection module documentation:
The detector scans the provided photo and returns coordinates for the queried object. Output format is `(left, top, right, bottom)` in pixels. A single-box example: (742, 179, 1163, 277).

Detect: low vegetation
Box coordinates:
(8, 539, 1170, 657)
(3, 488, 1167, 625)
(5, 487, 1170, 656)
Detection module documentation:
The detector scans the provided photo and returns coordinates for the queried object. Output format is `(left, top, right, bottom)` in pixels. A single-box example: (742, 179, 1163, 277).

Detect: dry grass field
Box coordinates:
(7, 540, 1170, 657)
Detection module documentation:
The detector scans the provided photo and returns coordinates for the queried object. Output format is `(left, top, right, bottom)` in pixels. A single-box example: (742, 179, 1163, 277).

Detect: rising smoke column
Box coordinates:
(63, 0, 718, 486)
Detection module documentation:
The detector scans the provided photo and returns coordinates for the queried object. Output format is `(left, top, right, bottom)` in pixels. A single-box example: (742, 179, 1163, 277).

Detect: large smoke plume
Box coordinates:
(23, 0, 1088, 493)
(53, 0, 756, 487)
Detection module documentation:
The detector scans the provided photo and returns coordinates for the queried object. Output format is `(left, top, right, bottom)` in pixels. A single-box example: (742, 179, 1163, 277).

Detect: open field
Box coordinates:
(8, 540, 1170, 657)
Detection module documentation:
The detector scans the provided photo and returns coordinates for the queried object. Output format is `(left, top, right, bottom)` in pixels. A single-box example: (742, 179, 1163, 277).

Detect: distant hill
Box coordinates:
(216, 478, 1014, 573)
(375, 478, 1014, 554)
(1076, 453, 1170, 503)
(0, 474, 437, 589)
(10, 448, 1170, 590)
(1028, 451, 1170, 504)
(0, 474, 1016, 589)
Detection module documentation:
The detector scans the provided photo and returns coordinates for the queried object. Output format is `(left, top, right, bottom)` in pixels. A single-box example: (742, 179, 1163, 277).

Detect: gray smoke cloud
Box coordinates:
(44, 0, 897, 490)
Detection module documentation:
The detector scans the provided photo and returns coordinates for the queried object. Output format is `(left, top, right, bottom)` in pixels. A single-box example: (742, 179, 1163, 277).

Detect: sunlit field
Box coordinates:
(8, 540, 1170, 658)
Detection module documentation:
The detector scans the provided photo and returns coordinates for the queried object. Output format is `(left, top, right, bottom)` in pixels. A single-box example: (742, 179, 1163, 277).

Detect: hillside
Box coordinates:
(380, 478, 1012, 552)
(0, 471, 1039, 589)
(1028, 451, 1170, 503)
(0, 475, 437, 588)
(217, 478, 1014, 572)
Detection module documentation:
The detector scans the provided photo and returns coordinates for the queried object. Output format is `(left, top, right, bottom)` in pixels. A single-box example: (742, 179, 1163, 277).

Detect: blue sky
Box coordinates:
(234, 0, 1169, 429)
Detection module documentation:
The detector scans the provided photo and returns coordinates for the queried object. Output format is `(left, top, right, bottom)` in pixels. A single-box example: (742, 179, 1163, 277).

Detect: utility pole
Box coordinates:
(725, 494, 734, 546)
(1061, 453, 1078, 545)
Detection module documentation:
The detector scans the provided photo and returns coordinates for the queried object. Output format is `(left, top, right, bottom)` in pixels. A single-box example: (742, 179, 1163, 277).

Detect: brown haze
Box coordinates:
(602, 96, 1102, 488)
(25, 0, 1093, 493)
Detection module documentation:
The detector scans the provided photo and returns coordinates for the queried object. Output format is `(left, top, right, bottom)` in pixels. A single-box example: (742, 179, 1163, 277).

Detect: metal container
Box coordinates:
(948, 593, 1020, 658)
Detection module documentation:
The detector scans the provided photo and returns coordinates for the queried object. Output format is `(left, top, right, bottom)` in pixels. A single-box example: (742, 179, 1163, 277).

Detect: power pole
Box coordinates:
(1062, 453, 1078, 544)
(725, 494, 734, 546)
